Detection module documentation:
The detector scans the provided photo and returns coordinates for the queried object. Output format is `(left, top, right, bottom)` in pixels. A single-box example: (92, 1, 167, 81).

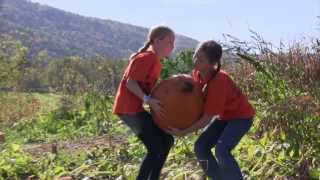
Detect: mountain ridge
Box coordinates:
(0, 0, 199, 60)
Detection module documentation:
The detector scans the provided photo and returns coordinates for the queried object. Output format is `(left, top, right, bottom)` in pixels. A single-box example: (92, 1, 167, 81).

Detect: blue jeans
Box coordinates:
(194, 118, 253, 180)
(119, 112, 174, 180)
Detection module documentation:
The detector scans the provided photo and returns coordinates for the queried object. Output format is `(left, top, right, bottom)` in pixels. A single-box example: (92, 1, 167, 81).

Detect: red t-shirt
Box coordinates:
(192, 70, 255, 121)
(113, 51, 162, 114)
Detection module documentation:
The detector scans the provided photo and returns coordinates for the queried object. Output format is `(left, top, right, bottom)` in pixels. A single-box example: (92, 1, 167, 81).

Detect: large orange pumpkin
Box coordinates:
(151, 74, 204, 130)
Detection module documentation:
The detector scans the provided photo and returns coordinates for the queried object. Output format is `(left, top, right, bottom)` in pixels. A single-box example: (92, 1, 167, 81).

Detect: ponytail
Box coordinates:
(212, 62, 221, 79)
(129, 41, 151, 60)
(129, 25, 174, 60)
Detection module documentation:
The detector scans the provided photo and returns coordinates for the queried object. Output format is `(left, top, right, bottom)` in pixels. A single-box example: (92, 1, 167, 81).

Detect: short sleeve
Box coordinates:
(127, 55, 155, 82)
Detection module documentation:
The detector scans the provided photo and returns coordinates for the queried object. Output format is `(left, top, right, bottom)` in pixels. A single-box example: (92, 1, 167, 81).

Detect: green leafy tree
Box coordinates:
(161, 50, 194, 79)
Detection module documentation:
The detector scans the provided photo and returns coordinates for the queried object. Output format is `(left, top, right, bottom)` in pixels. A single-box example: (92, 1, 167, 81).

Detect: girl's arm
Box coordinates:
(183, 113, 213, 134)
(167, 113, 214, 136)
(126, 78, 166, 119)
(126, 78, 146, 100)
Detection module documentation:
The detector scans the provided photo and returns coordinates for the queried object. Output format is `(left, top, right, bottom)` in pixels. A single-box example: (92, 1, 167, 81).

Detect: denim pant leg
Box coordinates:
(119, 112, 174, 180)
(149, 124, 174, 180)
(215, 119, 253, 180)
(194, 119, 228, 180)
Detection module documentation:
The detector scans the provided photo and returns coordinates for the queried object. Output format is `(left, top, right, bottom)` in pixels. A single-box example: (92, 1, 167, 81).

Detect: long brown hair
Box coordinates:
(130, 25, 174, 59)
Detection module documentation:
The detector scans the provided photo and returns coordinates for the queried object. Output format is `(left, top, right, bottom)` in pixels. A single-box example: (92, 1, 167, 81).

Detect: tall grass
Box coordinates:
(222, 33, 320, 179)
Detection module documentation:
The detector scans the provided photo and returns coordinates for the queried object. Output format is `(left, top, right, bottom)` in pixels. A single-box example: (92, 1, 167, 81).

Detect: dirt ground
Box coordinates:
(23, 135, 126, 157)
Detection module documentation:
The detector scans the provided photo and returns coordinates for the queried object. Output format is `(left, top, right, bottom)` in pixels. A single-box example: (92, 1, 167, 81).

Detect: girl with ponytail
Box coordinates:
(113, 25, 175, 180)
(168, 40, 255, 180)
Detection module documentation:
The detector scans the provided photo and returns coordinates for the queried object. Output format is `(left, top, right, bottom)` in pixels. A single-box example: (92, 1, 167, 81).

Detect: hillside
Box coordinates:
(0, 0, 198, 59)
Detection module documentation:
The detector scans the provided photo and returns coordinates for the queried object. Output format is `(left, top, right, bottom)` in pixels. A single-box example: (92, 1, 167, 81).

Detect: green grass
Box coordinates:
(1, 43, 320, 179)
(0, 91, 319, 179)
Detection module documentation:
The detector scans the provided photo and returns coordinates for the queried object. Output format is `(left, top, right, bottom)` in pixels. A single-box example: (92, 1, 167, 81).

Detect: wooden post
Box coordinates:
(59, 176, 73, 180)
(58, 176, 73, 180)
(0, 132, 5, 143)
(51, 141, 58, 154)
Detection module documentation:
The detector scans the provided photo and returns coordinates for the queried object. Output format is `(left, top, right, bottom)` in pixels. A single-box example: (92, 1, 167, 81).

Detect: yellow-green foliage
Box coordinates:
(0, 34, 319, 179)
